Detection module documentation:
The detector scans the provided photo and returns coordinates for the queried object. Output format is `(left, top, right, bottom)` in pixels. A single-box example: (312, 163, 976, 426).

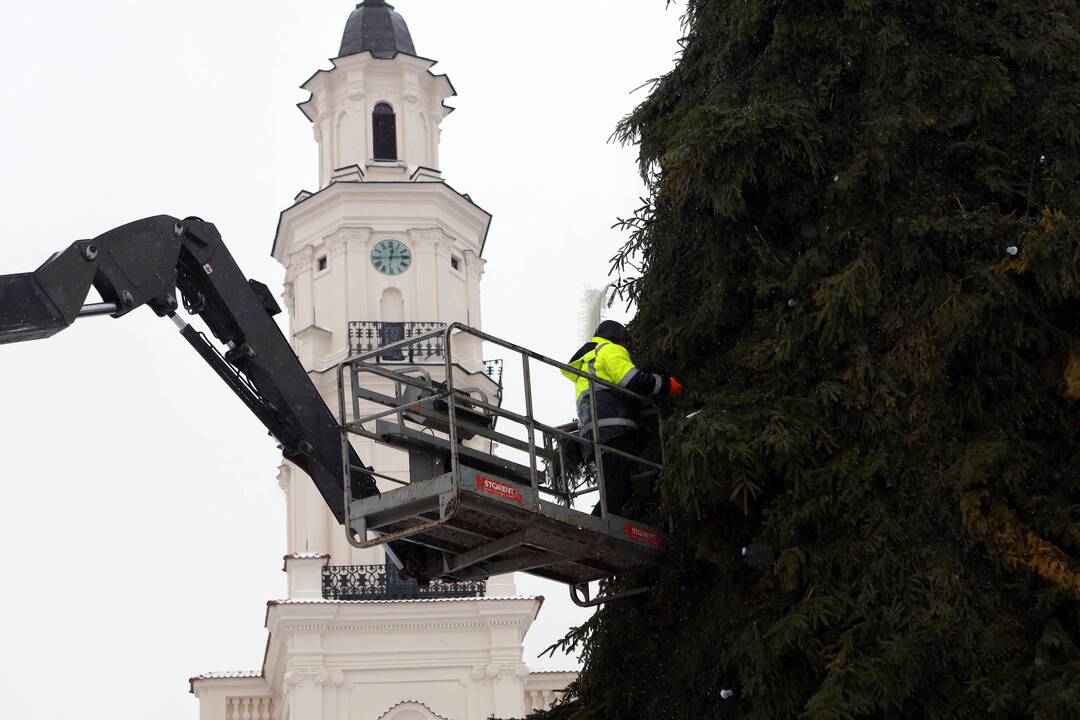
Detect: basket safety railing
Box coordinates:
(335, 323, 666, 549)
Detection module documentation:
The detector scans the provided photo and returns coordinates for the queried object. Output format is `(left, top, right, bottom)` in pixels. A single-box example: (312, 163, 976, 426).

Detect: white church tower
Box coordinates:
(190, 3, 574, 718)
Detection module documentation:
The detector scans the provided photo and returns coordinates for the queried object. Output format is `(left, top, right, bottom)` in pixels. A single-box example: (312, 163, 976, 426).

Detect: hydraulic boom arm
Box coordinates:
(0, 215, 376, 521)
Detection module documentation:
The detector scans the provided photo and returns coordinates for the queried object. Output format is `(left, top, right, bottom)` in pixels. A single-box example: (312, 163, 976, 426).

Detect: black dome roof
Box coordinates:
(339, 1, 416, 59)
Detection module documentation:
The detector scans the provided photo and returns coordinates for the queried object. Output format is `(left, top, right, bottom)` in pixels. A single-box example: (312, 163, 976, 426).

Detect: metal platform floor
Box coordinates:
(349, 463, 667, 586)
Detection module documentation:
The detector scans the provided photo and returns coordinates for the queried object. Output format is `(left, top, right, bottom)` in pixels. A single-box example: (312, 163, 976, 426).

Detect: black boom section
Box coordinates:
(0, 214, 376, 523)
(0, 243, 98, 344)
(169, 218, 377, 520)
(0, 272, 70, 344)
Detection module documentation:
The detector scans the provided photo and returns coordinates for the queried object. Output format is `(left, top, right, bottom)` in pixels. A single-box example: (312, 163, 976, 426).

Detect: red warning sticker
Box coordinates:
(475, 474, 525, 504)
(624, 523, 666, 549)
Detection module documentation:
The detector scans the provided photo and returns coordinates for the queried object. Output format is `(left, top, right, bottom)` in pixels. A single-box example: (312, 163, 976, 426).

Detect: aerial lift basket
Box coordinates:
(336, 323, 669, 606)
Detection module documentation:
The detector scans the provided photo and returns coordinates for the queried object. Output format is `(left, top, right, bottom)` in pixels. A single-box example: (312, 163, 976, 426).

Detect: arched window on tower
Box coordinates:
(372, 103, 398, 161)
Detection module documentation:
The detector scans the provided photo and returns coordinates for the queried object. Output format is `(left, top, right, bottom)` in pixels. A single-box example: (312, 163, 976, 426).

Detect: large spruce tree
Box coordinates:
(538, 1, 1080, 718)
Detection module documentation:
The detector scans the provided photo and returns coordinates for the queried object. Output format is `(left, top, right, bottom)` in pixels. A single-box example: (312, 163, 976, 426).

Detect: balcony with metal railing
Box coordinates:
(348, 321, 504, 398)
(322, 563, 486, 601)
(349, 321, 447, 363)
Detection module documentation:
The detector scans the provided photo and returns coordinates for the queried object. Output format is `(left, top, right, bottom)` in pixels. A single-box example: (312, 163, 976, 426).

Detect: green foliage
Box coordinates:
(535, 1, 1080, 718)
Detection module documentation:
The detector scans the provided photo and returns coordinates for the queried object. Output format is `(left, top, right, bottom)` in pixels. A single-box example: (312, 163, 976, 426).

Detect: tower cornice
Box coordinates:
(261, 598, 543, 693)
(297, 51, 456, 125)
(272, 180, 492, 263)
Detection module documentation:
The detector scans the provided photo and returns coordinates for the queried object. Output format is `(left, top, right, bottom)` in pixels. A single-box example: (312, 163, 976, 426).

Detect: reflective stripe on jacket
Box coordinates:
(561, 336, 668, 446)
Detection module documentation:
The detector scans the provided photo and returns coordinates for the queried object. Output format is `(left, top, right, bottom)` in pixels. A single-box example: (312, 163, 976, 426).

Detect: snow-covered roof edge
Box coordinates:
(188, 671, 266, 695)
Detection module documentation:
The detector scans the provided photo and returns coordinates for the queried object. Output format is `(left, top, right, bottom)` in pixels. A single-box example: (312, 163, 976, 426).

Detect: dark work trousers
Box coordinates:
(590, 433, 638, 517)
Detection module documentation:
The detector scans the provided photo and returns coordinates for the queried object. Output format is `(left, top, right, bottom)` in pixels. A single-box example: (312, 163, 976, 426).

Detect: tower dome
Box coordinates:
(339, 0, 417, 59)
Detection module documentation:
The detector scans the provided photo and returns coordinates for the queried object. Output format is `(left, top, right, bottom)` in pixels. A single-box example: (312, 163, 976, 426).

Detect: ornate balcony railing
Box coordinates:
(322, 563, 486, 601)
(348, 321, 504, 400)
(349, 321, 446, 363)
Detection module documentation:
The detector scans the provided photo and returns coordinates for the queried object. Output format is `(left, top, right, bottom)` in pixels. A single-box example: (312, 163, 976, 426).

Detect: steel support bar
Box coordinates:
(346, 390, 450, 430)
(589, 375, 608, 518)
(78, 302, 119, 317)
(347, 514, 449, 549)
(479, 550, 573, 577)
(446, 530, 528, 573)
(521, 353, 540, 492)
(442, 326, 462, 511)
(352, 361, 440, 392)
(347, 463, 409, 487)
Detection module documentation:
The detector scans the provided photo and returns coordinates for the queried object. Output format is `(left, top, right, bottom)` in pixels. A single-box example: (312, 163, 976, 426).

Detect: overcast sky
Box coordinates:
(0, 2, 683, 717)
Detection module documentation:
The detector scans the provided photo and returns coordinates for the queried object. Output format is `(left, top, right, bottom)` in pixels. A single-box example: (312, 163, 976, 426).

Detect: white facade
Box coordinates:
(298, 51, 454, 188)
(192, 556, 566, 720)
(273, 177, 494, 567)
(193, 5, 574, 717)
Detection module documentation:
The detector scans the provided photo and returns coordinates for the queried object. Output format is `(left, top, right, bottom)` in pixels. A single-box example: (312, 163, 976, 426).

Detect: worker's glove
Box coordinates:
(668, 377, 684, 397)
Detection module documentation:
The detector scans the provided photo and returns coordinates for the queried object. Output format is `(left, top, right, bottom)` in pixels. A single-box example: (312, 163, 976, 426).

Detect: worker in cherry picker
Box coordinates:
(562, 320, 683, 516)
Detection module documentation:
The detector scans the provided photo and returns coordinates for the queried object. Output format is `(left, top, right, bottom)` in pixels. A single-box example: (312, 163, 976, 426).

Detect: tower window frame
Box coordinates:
(372, 102, 398, 162)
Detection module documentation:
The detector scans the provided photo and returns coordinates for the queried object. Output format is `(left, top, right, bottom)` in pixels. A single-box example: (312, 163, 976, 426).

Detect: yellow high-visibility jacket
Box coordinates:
(562, 336, 669, 445)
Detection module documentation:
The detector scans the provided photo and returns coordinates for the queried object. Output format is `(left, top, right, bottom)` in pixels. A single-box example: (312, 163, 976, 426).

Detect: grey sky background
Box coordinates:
(0, 2, 683, 717)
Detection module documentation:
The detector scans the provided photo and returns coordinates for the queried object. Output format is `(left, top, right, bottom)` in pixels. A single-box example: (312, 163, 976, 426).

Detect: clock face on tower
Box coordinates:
(370, 239, 412, 276)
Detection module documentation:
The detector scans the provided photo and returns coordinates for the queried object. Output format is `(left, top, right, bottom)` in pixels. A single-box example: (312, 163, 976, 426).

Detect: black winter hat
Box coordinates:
(595, 320, 632, 346)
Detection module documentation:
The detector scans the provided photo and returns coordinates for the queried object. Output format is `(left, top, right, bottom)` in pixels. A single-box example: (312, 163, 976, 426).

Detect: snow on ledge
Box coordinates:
(190, 671, 262, 680)
(528, 669, 579, 675)
(188, 671, 267, 695)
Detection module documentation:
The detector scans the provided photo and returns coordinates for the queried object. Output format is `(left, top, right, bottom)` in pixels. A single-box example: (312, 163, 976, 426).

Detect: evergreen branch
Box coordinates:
(961, 491, 1080, 601)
